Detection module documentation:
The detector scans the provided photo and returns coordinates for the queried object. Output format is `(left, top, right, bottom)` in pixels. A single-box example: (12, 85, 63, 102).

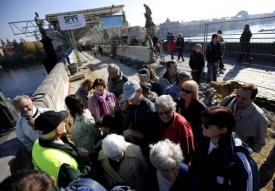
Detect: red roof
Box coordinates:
(0, 45, 14, 50)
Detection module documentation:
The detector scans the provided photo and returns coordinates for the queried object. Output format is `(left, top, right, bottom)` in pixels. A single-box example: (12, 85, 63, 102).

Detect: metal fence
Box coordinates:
(159, 16, 275, 66)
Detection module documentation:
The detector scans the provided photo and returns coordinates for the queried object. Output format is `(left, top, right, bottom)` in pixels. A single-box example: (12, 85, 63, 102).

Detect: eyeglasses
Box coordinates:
(158, 110, 172, 116)
(181, 88, 192, 94)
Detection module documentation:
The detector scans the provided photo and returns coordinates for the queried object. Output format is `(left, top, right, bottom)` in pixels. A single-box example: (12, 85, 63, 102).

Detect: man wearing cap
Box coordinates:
(107, 63, 128, 98)
(163, 71, 192, 101)
(159, 61, 179, 91)
(122, 80, 158, 162)
(11, 95, 50, 173)
(138, 68, 162, 96)
(32, 110, 91, 189)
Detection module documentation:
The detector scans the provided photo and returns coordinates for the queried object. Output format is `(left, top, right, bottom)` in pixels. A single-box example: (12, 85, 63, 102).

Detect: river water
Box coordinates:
(0, 62, 47, 99)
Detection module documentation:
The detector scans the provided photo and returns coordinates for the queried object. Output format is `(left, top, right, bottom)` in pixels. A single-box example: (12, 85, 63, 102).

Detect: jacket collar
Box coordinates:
(98, 143, 137, 183)
(236, 102, 262, 118)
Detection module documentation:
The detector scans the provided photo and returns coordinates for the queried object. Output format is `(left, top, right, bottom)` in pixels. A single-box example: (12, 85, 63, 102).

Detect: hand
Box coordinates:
(123, 129, 133, 139)
(27, 118, 35, 128)
(77, 147, 89, 157)
(214, 62, 218, 66)
(193, 69, 198, 72)
(100, 127, 110, 134)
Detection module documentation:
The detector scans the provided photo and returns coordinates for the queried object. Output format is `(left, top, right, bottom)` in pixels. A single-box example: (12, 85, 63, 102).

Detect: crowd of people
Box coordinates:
(1, 24, 272, 191)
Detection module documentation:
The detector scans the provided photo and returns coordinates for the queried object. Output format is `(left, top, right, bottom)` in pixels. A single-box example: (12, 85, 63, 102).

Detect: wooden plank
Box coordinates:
(69, 73, 85, 82)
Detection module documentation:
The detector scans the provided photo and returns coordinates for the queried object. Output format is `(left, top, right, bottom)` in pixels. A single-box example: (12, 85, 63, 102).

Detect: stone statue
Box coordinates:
(34, 12, 58, 74)
(143, 4, 155, 37)
(35, 12, 44, 30)
(143, 4, 155, 27)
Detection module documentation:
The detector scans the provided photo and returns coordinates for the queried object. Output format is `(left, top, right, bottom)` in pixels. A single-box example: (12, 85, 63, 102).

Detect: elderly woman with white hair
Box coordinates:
(98, 134, 148, 191)
(176, 80, 207, 144)
(145, 139, 203, 191)
(154, 95, 194, 164)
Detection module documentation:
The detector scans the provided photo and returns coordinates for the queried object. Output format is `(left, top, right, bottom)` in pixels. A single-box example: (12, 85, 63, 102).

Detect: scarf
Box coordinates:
(88, 90, 117, 122)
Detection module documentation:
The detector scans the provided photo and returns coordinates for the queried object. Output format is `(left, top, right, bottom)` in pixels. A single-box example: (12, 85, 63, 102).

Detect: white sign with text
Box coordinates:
(57, 13, 86, 31)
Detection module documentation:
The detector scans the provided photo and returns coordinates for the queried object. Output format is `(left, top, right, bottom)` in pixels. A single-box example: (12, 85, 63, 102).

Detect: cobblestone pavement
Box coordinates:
(77, 51, 275, 101)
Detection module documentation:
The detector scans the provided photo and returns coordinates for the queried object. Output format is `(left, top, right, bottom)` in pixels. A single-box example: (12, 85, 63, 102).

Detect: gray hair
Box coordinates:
(13, 95, 32, 105)
(107, 63, 120, 72)
(150, 139, 183, 169)
(102, 134, 127, 158)
(154, 95, 176, 111)
(177, 71, 192, 81)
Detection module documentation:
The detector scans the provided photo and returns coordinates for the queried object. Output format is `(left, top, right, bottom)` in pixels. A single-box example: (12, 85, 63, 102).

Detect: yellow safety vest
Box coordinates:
(32, 139, 78, 189)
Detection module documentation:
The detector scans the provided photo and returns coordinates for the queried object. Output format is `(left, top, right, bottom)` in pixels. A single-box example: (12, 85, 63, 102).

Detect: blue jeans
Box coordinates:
(207, 63, 217, 82)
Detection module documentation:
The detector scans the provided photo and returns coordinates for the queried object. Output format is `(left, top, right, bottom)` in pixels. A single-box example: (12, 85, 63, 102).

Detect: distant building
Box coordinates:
(159, 18, 180, 31)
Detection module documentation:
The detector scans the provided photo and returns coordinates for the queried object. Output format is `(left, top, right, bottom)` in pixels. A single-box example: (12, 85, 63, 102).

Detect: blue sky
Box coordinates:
(0, 0, 274, 42)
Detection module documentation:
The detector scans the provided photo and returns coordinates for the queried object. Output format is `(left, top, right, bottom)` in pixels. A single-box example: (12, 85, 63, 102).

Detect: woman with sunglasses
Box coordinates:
(176, 80, 206, 144)
(191, 106, 258, 191)
(154, 95, 194, 164)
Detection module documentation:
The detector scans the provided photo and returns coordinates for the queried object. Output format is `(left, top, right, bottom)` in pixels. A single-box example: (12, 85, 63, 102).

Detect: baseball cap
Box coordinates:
(35, 110, 69, 135)
(96, 115, 116, 128)
(122, 80, 141, 100)
(138, 68, 150, 77)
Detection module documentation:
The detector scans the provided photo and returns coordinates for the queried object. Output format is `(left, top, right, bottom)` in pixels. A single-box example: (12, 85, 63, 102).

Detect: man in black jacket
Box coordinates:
(238, 24, 253, 63)
(122, 80, 158, 162)
(206, 34, 222, 82)
(32, 110, 91, 188)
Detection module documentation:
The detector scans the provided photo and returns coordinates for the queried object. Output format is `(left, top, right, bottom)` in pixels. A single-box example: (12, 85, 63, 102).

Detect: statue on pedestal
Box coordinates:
(143, 4, 155, 36)
(34, 12, 58, 74)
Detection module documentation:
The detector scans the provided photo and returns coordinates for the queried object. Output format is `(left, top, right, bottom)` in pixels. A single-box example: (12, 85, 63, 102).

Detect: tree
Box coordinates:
(13, 39, 19, 49)
(25, 42, 36, 53)
(1, 39, 5, 46)
(6, 38, 11, 45)
(4, 51, 13, 59)
(34, 41, 44, 50)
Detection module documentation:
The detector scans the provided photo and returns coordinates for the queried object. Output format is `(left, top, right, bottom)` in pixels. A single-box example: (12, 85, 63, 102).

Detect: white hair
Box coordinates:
(13, 95, 32, 105)
(154, 95, 176, 111)
(149, 139, 183, 169)
(107, 63, 120, 72)
(102, 134, 127, 158)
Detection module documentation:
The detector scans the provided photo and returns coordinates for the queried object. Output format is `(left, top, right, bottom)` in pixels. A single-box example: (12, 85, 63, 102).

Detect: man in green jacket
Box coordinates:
(32, 110, 91, 189)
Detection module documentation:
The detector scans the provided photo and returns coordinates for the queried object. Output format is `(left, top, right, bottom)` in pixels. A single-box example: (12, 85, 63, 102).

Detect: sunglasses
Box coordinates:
(181, 88, 192, 94)
(158, 110, 172, 116)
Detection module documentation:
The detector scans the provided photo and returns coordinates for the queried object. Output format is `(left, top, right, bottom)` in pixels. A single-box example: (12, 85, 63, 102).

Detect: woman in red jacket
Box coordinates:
(168, 35, 176, 60)
(154, 95, 195, 164)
